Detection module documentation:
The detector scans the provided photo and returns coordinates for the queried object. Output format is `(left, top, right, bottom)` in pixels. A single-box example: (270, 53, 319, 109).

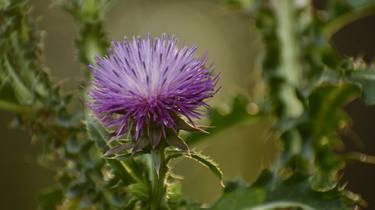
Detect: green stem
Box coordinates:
(272, 0, 306, 172)
(273, 0, 303, 118)
(0, 100, 34, 114)
(341, 152, 375, 165)
(324, 6, 375, 39)
(150, 149, 168, 210)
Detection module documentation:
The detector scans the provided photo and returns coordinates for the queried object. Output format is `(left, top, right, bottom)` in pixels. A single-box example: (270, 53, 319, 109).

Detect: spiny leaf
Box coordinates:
(133, 137, 149, 152)
(167, 135, 189, 152)
(176, 117, 209, 133)
(189, 152, 224, 187)
(309, 82, 360, 137)
(167, 150, 224, 188)
(211, 171, 353, 210)
(104, 142, 133, 157)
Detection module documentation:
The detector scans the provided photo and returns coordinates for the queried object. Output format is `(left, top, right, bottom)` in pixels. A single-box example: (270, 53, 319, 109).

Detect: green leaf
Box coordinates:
(242, 202, 315, 210)
(166, 182, 183, 206)
(112, 152, 134, 161)
(2, 56, 33, 103)
(308, 82, 360, 137)
(107, 159, 134, 185)
(133, 137, 149, 152)
(151, 149, 161, 177)
(348, 70, 375, 105)
(211, 171, 353, 210)
(189, 152, 224, 187)
(127, 183, 149, 201)
(38, 188, 64, 210)
(0, 78, 18, 104)
(167, 150, 224, 187)
(85, 115, 108, 151)
(211, 184, 265, 210)
(166, 135, 189, 151)
(65, 138, 82, 155)
(104, 142, 133, 157)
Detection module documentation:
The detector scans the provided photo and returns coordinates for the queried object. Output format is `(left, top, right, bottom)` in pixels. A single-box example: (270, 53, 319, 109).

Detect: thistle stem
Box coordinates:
(150, 148, 168, 210)
(0, 100, 34, 114)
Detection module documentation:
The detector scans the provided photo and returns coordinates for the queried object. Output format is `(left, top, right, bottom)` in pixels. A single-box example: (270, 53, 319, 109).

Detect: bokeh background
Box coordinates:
(0, 0, 374, 209)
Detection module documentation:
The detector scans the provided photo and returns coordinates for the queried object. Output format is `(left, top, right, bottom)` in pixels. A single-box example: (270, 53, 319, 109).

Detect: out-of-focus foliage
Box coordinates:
(57, 0, 113, 66)
(1, 0, 375, 210)
(211, 171, 354, 210)
(0, 1, 136, 209)
(209, 0, 375, 209)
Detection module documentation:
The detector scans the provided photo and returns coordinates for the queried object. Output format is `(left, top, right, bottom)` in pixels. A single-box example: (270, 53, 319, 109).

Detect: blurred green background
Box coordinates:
(0, 0, 374, 209)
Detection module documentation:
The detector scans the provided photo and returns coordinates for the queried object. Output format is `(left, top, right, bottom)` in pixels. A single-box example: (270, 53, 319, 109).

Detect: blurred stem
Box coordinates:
(341, 152, 375, 165)
(150, 148, 168, 210)
(272, 0, 304, 169)
(274, 0, 301, 86)
(0, 100, 33, 114)
(324, 5, 375, 39)
(273, 0, 303, 119)
(59, 0, 111, 77)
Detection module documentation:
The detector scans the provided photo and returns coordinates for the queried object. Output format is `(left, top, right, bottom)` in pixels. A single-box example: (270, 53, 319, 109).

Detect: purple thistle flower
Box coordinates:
(88, 34, 218, 146)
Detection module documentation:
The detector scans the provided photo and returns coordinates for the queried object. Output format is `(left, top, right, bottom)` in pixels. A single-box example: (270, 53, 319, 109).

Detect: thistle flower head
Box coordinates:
(89, 34, 217, 147)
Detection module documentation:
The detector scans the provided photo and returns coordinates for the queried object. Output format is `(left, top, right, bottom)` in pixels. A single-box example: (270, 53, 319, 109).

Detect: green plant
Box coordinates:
(1, 0, 375, 209)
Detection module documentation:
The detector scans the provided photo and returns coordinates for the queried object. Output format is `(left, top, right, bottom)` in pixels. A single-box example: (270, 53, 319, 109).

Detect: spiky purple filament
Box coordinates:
(89, 34, 217, 141)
